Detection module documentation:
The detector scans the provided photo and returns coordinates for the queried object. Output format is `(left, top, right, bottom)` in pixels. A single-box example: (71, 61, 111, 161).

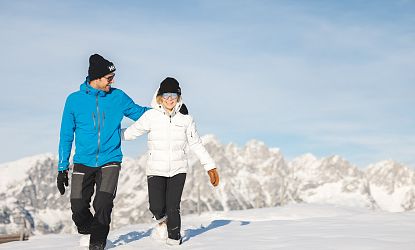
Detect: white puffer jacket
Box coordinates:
(122, 92, 215, 177)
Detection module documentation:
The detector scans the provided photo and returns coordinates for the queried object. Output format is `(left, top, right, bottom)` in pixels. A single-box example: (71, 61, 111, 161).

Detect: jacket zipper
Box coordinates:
(168, 114, 172, 176)
(92, 112, 96, 129)
(103, 111, 105, 128)
(96, 95, 101, 166)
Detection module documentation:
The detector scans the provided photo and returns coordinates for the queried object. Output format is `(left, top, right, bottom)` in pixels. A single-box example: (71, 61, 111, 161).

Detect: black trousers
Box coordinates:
(147, 173, 186, 240)
(70, 162, 121, 244)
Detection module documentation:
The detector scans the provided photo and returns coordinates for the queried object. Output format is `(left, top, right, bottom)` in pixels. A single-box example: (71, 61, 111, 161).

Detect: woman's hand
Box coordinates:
(207, 168, 219, 187)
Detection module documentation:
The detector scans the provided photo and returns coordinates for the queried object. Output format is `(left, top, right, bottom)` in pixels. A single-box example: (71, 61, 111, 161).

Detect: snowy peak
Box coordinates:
(365, 161, 415, 212)
(289, 154, 361, 182)
(200, 134, 221, 146)
(243, 139, 272, 160)
(366, 160, 415, 188)
(319, 155, 362, 180)
(287, 154, 375, 209)
(0, 153, 56, 190)
(290, 153, 318, 165)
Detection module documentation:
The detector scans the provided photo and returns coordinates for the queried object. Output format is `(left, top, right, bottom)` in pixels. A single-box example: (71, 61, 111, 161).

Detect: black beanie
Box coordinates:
(88, 54, 116, 81)
(157, 77, 181, 96)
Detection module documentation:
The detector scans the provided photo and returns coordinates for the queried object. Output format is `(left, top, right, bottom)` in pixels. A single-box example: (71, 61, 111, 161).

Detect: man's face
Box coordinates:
(95, 73, 115, 92)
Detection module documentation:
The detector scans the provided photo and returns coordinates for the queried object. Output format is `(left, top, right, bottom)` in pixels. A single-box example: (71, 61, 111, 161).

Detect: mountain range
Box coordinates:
(1, 135, 414, 235)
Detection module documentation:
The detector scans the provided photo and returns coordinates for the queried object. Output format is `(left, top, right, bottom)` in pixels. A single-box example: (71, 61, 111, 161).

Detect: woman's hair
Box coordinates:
(156, 95, 181, 104)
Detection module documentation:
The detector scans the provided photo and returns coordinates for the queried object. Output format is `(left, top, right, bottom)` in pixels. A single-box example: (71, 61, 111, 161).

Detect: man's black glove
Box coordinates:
(57, 170, 69, 195)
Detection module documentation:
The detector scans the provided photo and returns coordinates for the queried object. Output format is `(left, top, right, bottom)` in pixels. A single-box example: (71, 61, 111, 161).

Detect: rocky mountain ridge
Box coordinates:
(1, 135, 414, 235)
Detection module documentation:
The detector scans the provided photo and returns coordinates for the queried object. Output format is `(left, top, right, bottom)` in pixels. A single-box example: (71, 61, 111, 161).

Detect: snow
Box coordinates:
(370, 186, 409, 212)
(300, 182, 371, 208)
(36, 209, 65, 227)
(0, 154, 53, 190)
(2, 204, 415, 250)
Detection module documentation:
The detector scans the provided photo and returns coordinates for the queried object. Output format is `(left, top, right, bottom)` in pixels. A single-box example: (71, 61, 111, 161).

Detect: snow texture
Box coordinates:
(1, 204, 415, 249)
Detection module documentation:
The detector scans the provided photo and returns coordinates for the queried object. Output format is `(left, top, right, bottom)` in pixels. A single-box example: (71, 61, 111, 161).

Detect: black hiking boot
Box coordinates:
(89, 240, 106, 250)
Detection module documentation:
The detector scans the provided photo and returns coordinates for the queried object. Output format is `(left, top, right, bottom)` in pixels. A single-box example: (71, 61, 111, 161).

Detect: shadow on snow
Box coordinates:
(106, 219, 250, 247)
(107, 229, 152, 248)
(182, 220, 250, 243)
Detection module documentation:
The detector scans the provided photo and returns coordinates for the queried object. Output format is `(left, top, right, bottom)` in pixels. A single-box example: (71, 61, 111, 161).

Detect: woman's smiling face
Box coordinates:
(161, 93, 179, 112)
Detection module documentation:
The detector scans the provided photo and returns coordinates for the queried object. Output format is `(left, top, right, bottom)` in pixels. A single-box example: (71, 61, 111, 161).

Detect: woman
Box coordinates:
(122, 77, 219, 245)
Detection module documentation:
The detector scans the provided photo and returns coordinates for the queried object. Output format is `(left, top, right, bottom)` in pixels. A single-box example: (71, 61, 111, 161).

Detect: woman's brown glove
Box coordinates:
(207, 168, 219, 187)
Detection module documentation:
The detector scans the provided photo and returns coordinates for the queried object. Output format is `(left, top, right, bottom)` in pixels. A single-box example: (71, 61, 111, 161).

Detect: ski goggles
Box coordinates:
(162, 93, 179, 100)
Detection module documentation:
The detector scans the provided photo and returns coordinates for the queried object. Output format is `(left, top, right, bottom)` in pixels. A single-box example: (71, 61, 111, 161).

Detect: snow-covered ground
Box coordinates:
(2, 204, 415, 250)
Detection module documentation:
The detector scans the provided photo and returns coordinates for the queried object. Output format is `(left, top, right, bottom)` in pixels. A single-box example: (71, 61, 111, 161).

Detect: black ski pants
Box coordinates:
(70, 162, 120, 244)
(147, 173, 186, 240)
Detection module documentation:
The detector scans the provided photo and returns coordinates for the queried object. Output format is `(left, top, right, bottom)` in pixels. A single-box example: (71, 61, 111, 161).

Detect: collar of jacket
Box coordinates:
(80, 78, 108, 97)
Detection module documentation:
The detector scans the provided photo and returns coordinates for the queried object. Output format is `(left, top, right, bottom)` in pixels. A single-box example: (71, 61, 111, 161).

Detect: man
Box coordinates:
(56, 54, 150, 250)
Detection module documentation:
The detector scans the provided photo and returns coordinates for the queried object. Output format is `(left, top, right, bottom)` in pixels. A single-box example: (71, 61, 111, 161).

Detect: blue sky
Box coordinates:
(0, 0, 414, 168)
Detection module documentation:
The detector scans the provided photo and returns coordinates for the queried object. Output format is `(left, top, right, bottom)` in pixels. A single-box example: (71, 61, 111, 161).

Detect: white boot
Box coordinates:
(79, 234, 90, 247)
(151, 220, 168, 241)
(166, 237, 182, 246)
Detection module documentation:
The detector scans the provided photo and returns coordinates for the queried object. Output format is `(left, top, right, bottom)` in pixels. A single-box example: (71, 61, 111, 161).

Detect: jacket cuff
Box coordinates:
(203, 163, 216, 171)
(58, 165, 69, 172)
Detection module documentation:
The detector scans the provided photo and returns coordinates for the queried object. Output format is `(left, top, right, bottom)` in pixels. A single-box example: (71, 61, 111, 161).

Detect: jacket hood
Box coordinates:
(80, 78, 108, 97)
(150, 88, 183, 117)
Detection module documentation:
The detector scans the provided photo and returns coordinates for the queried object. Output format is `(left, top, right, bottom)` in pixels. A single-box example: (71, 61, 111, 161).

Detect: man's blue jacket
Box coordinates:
(58, 80, 150, 171)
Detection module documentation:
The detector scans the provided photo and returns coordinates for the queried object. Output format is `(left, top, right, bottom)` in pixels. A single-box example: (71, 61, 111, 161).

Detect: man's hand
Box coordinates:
(207, 168, 219, 187)
(57, 170, 69, 195)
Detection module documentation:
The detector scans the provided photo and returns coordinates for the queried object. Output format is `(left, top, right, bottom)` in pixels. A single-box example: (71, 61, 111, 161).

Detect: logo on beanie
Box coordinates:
(108, 65, 116, 71)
